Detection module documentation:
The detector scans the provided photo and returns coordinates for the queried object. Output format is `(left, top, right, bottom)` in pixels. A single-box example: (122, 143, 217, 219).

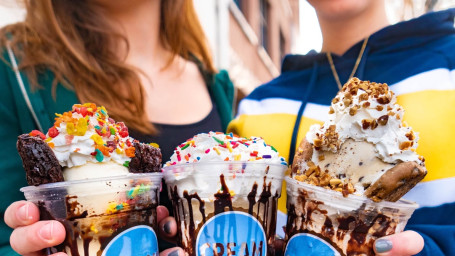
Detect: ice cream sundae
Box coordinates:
(163, 132, 287, 256)
(285, 78, 426, 255)
(18, 103, 162, 256)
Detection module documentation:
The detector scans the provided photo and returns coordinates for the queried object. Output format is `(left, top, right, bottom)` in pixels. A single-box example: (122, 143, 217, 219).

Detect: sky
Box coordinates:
(294, 0, 322, 54)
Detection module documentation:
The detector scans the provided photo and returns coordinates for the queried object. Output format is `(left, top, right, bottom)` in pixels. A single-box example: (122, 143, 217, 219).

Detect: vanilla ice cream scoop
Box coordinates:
(291, 78, 426, 202)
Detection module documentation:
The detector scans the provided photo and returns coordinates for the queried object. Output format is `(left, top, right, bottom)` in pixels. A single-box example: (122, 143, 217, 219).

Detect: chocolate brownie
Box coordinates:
(17, 134, 63, 186)
(129, 142, 162, 173)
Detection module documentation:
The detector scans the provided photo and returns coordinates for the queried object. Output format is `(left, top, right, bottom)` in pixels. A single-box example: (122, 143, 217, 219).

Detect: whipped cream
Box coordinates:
(306, 78, 422, 164)
(163, 132, 287, 198)
(166, 132, 287, 166)
(44, 103, 138, 168)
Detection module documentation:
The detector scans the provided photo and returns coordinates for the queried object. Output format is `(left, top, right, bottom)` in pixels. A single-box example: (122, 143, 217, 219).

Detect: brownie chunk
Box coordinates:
(129, 142, 162, 173)
(17, 134, 63, 186)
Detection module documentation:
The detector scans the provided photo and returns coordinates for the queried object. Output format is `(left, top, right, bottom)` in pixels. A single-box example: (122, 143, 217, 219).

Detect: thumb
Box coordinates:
(375, 230, 424, 256)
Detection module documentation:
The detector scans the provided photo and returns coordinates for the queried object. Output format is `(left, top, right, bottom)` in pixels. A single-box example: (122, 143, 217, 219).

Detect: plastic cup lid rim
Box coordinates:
(20, 172, 163, 192)
(285, 176, 418, 209)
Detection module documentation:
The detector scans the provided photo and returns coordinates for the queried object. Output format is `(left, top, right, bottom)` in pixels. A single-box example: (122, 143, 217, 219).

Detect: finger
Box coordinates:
(4, 201, 40, 228)
(375, 230, 424, 256)
(10, 220, 66, 255)
(274, 238, 285, 255)
(159, 216, 177, 241)
(159, 247, 185, 256)
(157, 205, 170, 223)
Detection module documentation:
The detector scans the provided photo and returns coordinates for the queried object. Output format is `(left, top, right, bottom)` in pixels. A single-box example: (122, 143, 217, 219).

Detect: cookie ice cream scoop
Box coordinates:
(291, 78, 426, 202)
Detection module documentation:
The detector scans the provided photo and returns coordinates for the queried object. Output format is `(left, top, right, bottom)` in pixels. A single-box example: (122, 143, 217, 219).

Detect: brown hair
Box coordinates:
(0, 0, 215, 134)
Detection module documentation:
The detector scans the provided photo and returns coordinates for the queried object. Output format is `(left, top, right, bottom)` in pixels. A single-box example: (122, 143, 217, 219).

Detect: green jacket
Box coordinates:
(0, 47, 234, 255)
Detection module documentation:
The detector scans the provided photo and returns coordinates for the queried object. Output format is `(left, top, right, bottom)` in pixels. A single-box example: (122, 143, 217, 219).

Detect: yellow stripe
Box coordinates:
(397, 90, 455, 181)
(228, 89, 455, 212)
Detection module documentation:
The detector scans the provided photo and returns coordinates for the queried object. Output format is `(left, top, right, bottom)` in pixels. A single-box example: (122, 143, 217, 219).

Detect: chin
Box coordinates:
(307, 0, 378, 21)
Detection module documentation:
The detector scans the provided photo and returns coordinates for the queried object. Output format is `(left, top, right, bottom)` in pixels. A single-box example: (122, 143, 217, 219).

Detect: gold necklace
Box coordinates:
(326, 36, 369, 90)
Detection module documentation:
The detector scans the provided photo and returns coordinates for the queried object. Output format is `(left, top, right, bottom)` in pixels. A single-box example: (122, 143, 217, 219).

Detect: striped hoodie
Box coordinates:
(228, 9, 455, 256)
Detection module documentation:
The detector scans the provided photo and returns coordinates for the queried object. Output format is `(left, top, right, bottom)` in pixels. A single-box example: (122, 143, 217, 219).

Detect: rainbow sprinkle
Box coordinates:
(165, 132, 287, 166)
(43, 103, 151, 165)
(213, 137, 225, 145)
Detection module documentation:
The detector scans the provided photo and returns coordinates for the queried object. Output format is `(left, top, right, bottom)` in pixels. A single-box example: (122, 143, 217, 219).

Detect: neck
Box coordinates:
(98, 0, 168, 67)
(319, 2, 390, 55)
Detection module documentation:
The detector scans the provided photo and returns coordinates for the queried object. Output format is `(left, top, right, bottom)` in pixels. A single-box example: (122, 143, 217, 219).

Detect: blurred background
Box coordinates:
(1, 0, 454, 104)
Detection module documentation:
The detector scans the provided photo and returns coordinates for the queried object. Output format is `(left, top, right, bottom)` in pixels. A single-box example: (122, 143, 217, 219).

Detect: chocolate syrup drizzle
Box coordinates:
(183, 190, 206, 248)
(170, 171, 279, 256)
(247, 183, 258, 216)
(285, 189, 398, 256)
(214, 174, 234, 214)
(38, 187, 160, 256)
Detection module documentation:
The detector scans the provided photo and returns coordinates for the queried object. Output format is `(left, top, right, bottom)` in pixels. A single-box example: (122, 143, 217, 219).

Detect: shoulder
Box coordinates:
(213, 69, 233, 92)
(245, 69, 313, 102)
(245, 51, 323, 102)
(0, 48, 22, 132)
(0, 47, 17, 94)
(211, 69, 235, 116)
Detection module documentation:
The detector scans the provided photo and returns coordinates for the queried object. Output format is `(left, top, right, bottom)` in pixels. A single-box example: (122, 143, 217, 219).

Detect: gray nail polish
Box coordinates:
(164, 221, 172, 234)
(375, 238, 393, 253)
(168, 249, 180, 256)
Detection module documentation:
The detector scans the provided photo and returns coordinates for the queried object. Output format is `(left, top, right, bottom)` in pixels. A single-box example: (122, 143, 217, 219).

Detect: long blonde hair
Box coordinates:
(0, 0, 215, 134)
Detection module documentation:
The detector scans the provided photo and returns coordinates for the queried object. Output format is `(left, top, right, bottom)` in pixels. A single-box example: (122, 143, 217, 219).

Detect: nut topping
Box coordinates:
(349, 105, 359, 116)
(378, 115, 389, 126)
(329, 178, 342, 186)
(400, 141, 412, 150)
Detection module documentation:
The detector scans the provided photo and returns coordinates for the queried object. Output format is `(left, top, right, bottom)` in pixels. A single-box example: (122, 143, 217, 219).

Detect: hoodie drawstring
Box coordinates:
(288, 62, 319, 165)
(354, 45, 370, 80)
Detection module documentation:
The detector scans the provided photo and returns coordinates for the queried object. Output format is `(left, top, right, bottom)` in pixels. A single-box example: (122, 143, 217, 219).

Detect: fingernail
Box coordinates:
(163, 221, 172, 234)
(39, 222, 54, 241)
(168, 249, 180, 256)
(375, 238, 393, 253)
(17, 204, 31, 221)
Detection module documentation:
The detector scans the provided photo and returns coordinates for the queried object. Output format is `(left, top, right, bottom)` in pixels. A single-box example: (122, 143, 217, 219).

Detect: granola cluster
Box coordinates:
(313, 125, 339, 151)
(294, 161, 356, 197)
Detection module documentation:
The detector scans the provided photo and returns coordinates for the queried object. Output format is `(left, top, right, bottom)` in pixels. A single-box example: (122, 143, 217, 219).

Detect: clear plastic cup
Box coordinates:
(284, 176, 418, 256)
(163, 162, 287, 256)
(21, 172, 163, 256)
